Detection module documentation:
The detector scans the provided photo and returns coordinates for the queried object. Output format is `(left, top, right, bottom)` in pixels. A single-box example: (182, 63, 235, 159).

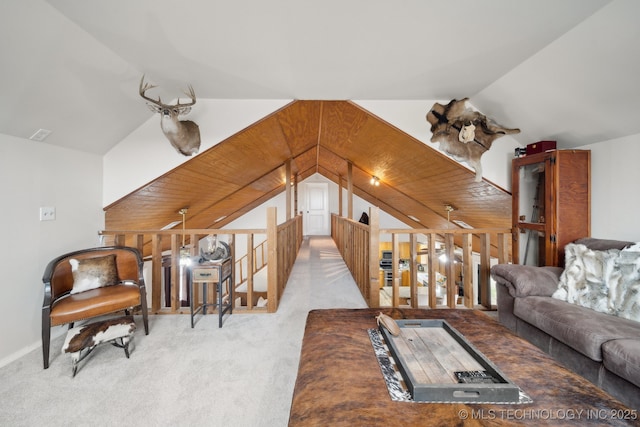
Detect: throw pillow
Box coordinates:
(611, 244, 640, 321)
(553, 243, 618, 314)
(69, 254, 119, 294)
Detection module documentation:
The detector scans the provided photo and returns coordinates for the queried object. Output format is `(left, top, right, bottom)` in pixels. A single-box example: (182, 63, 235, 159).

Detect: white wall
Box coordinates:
(0, 134, 104, 366)
(579, 133, 640, 241)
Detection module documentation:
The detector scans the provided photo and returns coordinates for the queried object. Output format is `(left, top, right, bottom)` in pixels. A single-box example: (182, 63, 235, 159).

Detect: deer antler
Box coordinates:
(139, 75, 196, 108)
(139, 75, 167, 107)
(178, 85, 196, 107)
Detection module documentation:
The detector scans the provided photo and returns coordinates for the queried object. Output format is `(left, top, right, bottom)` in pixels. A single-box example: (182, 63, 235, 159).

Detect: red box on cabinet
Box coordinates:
(526, 140, 556, 155)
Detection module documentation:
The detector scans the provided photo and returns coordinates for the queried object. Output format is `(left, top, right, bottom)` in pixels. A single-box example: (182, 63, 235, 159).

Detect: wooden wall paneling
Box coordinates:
(104, 100, 512, 272)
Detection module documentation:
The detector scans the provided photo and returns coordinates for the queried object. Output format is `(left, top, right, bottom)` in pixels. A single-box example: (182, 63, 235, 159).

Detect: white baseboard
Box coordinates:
(0, 327, 66, 369)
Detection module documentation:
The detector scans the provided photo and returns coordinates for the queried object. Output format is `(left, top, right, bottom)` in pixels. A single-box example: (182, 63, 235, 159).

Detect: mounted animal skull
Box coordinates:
(426, 98, 519, 181)
(139, 75, 201, 156)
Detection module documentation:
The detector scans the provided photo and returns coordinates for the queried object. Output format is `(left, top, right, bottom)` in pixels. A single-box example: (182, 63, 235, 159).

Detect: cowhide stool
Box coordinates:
(62, 315, 136, 377)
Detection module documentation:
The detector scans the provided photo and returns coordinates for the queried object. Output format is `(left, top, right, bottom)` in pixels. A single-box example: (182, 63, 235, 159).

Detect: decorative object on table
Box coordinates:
(526, 140, 556, 155)
(139, 75, 201, 156)
(376, 312, 400, 336)
(376, 318, 521, 403)
(178, 208, 192, 266)
(199, 234, 230, 263)
(514, 147, 527, 158)
(426, 98, 520, 181)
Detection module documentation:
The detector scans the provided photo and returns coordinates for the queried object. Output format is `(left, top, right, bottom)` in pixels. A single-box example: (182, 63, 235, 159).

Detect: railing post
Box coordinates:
(151, 234, 162, 313)
(445, 233, 456, 308)
(428, 233, 437, 308)
(247, 233, 254, 311)
(462, 233, 474, 308)
(479, 233, 491, 308)
(497, 232, 510, 264)
(409, 234, 418, 308)
(347, 162, 353, 220)
(392, 234, 400, 307)
(171, 234, 181, 312)
(286, 159, 292, 221)
(266, 207, 278, 313)
(368, 207, 380, 308)
(133, 234, 144, 253)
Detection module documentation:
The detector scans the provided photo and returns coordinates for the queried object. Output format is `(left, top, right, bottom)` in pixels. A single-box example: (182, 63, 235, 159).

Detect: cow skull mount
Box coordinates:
(139, 75, 201, 156)
(426, 98, 519, 182)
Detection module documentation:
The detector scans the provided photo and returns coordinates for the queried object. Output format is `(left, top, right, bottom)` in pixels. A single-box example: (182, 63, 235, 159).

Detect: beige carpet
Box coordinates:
(0, 236, 368, 427)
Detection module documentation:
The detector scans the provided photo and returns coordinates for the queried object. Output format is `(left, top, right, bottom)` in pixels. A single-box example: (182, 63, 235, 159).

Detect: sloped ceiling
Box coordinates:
(3, 1, 640, 155)
(105, 101, 511, 236)
(2, 1, 639, 250)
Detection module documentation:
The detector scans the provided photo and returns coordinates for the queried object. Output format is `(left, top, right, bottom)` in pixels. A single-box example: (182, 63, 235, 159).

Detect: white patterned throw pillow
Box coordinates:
(554, 243, 640, 321)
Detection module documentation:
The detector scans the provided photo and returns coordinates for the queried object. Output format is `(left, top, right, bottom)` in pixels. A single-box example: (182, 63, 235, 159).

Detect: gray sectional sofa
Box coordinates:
(491, 238, 640, 411)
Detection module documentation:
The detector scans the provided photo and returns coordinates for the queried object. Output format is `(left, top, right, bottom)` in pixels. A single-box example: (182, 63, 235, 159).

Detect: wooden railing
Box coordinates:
(331, 214, 371, 302)
(99, 208, 302, 314)
(332, 209, 511, 309)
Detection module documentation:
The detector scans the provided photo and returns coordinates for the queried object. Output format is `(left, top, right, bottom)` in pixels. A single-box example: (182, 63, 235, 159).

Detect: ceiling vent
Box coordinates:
(29, 129, 52, 142)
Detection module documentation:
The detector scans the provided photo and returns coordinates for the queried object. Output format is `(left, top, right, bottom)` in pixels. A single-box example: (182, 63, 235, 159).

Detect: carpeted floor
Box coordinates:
(0, 236, 368, 427)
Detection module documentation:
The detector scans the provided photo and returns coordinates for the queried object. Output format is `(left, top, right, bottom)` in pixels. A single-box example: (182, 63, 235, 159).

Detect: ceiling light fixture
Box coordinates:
(444, 204, 455, 226)
(370, 176, 380, 186)
(178, 208, 191, 266)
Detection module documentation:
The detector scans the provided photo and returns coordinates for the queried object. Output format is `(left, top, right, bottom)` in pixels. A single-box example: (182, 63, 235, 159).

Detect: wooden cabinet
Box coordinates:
(512, 149, 590, 267)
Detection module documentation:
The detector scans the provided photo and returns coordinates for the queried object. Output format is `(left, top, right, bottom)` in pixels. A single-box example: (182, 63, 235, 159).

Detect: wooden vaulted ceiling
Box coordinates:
(104, 101, 512, 236)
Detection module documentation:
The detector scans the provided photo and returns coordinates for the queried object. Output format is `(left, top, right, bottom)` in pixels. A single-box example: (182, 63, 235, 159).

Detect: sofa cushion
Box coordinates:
(491, 264, 562, 298)
(602, 339, 640, 389)
(514, 296, 640, 361)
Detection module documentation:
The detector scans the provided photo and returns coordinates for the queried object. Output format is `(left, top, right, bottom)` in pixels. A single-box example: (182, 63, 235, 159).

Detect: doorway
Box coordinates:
(304, 182, 329, 235)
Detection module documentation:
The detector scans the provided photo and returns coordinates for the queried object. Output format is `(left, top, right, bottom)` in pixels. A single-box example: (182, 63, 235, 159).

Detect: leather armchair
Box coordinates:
(42, 246, 149, 369)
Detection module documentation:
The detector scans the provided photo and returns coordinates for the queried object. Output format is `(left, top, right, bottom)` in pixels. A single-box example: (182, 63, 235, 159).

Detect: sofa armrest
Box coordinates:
(490, 264, 563, 298)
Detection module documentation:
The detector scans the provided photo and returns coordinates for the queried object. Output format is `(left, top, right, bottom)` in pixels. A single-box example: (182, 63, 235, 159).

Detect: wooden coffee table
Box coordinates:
(288, 308, 639, 426)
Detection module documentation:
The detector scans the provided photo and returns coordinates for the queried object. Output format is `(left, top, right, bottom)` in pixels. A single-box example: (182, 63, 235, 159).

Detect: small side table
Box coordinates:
(187, 257, 233, 328)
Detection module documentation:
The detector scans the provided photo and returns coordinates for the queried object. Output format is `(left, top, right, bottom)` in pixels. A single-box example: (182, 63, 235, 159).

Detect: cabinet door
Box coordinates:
(514, 158, 550, 266)
(512, 150, 590, 267)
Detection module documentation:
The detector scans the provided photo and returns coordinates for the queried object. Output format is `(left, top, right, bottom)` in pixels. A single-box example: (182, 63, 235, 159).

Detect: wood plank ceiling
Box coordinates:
(104, 100, 512, 239)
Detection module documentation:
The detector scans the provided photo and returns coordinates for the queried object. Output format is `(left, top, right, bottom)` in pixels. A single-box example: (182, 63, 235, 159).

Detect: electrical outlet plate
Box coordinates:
(40, 206, 56, 221)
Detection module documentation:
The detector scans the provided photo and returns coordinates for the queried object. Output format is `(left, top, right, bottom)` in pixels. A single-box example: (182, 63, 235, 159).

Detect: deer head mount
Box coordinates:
(427, 98, 520, 182)
(139, 75, 201, 156)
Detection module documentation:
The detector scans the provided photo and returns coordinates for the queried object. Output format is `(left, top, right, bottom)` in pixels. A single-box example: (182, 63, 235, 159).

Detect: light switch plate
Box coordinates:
(40, 206, 56, 221)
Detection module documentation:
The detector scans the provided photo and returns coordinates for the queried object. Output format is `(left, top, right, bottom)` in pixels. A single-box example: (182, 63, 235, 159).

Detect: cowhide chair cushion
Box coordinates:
(62, 316, 136, 376)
